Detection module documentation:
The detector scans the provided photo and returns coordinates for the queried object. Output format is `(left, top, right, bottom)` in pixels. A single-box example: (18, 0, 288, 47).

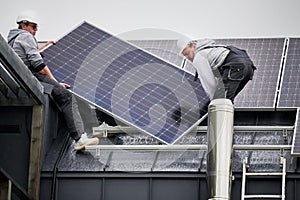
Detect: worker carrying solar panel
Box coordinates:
(177, 36, 256, 103)
(7, 11, 99, 151)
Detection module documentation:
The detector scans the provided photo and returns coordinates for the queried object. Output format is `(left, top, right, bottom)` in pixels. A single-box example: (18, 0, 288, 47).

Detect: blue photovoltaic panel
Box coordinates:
(292, 109, 300, 156)
(215, 38, 285, 108)
(278, 38, 300, 108)
(42, 22, 210, 144)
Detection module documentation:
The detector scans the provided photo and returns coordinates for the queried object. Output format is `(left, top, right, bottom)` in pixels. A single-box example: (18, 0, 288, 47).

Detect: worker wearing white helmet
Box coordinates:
(7, 12, 99, 151)
(15, 13, 54, 50)
(177, 36, 256, 103)
(15, 12, 39, 36)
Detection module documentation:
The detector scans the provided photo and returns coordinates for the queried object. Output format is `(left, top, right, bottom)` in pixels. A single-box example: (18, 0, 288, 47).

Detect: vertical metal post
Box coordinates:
(281, 156, 286, 200)
(241, 157, 248, 200)
(206, 98, 234, 200)
(0, 180, 12, 200)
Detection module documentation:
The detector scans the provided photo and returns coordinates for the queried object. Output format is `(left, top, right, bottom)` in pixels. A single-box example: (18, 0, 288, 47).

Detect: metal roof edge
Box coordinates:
(0, 34, 44, 105)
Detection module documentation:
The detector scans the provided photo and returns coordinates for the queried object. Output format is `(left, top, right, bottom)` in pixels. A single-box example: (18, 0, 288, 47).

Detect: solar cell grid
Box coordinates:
(43, 22, 210, 144)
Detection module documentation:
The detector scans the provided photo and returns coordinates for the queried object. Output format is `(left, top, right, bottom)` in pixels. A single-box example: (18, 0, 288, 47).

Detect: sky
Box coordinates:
(1, 0, 300, 42)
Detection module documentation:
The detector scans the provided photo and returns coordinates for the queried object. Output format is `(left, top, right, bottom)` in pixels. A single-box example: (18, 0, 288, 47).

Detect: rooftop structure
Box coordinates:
(1, 22, 300, 199)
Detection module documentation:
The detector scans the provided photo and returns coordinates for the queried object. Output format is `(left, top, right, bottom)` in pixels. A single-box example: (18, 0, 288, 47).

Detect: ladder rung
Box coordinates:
(244, 194, 282, 198)
(245, 172, 283, 176)
(242, 157, 286, 200)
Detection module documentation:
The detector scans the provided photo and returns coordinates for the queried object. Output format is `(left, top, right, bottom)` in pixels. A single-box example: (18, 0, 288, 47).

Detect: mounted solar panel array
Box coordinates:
(42, 22, 210, 144)
(278, 38, 300, 156)
(215, 38, 285, 108)
(278, 38, 300, 108)
(131, 38, 286, 108)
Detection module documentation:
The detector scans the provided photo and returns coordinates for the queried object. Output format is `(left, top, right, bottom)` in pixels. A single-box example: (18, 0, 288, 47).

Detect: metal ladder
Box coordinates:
(241, 155, 286, 199)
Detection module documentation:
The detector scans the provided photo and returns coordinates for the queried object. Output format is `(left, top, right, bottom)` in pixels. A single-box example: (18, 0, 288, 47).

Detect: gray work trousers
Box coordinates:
(213, 47, 256, 103)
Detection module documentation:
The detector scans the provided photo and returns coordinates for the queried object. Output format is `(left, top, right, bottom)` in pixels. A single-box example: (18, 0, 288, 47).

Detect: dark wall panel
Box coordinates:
(0, 106, 32, 190)
(105, 178, 150, 200)
(152, 178, 199, 200)
(39, 178, 52, 200)
(57, 178, 102, 200)
(40, 174, 300, 200)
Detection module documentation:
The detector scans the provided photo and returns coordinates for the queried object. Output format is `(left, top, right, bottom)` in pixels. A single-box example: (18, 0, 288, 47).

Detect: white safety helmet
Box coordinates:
(16, 10, 39, 25)
(177, 35, 196, 55)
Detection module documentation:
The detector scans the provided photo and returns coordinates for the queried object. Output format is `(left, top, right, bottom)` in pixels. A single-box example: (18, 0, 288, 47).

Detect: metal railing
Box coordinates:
(0, 168, 32, 200)
(89, 124, 293, 151)
(93, 125, 294, 137)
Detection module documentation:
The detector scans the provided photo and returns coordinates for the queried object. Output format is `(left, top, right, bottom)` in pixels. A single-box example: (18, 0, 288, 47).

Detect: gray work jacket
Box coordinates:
(7, 29, 45, 72)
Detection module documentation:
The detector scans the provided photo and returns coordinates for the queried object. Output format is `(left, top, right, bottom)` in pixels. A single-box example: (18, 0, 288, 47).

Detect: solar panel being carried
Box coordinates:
(278, 38, 300, 108)
(42, 22, 210, 144)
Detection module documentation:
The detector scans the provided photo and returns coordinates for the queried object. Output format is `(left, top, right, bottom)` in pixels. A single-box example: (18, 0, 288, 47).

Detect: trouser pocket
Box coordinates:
(227, 64, 245, 81)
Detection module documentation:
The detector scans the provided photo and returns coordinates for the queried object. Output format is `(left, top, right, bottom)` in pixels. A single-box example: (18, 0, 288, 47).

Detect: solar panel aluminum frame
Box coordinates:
(42, 22, 210, 144)
(274, 38, 290, 109)
(277, 38, 300, 109)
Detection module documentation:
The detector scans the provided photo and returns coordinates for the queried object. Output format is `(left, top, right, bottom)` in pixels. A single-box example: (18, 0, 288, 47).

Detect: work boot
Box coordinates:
(74, 133, 99, 151)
